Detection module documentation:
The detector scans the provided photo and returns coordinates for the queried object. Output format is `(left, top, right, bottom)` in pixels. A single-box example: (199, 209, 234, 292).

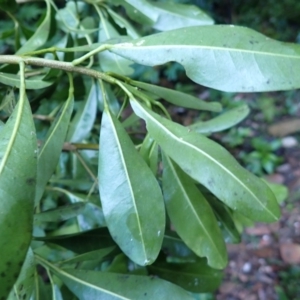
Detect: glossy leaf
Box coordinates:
(98, 14, 134, 75)
(34, 203, 86, 223)
(111, 26, 300, 92)
(0, 73, 54, 90)
(162, 154, 227, 269)
(149, 260, 222, 293)
(130, 80, 221, 112)
(17, 0, 51, 54)
(7, 248, 35, 300)
(34, 228, 116, 254)
(99, 108, 165, 265)
(47, 266, 193, 300)
(130, 100, 280, 222)
(147, 1, 214, 31)
(67, 81, 97, 143)
(35, 81, 74, 204)
(0, 68, 37, 299)
(190, 104, 250, 134)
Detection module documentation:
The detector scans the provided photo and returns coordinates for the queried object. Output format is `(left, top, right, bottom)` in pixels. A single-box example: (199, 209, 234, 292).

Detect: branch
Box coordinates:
(0, 55, 117, 84)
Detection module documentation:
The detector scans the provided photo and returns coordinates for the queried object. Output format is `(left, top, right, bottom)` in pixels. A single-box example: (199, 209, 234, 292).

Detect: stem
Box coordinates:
(0, 55, 116, 84)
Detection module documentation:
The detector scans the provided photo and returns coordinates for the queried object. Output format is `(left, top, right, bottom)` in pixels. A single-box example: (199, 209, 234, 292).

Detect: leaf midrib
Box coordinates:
(133, 101, 276, 219)
(166, 156, 223, 263)
(107, 110, 148, 261)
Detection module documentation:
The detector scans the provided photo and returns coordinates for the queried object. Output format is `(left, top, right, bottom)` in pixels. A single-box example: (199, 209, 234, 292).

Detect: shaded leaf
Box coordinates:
(34, 227, 116, 254)
(130, 80, 221, 112)
(7, 248, 35, 300)
(35, 81, 74, 204)
(67, 80, 97, 143)
(44, 264, 194, 300)
(99, 108, 165, 265)
(17, 0, 51, 54)
(34, 203, 86, 223)
(162, 154, 227, 269)
(111, 26, 300, 92)
(190, 104, 250, 134)
(0, 69, 37, 299)
(149, 260, 222, 293)
(0, 73, 54, 90)
(130, 99, 280, 222)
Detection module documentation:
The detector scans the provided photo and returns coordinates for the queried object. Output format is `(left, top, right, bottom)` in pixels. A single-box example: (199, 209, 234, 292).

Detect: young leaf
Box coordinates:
(35, 79, 74, 204)
(42, 262, 194, 300)
(130, 80, 222, 112)
(99, 108, 165, 266)
(7, 248, 35, 300)
(130, 100, 280, 222)
(66, 80, 97, 143)
(110, 26, 300, 92)
(190, 104, 250, 134)
(149, 260, 223, 293)
(17, 0, 51, 54)
(0, 65, 37, 299)
(162, 154, 227, 269)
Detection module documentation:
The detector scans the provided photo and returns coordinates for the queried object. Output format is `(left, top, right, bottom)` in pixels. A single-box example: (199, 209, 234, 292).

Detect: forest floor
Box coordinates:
(214, 112, 300, 299)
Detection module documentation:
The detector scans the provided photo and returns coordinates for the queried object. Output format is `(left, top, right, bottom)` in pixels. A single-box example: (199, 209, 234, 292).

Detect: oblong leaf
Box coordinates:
(162, 154, 227, 269)
(190, 104, 250, 134)
(130, 100, 280, 222)
(34, 203, 86, 223)
(0, 76, 37, 298)
(149, 260, 222, 293)
(99, 108, 165, 265)
(130, 80, 221, 112)
(0, 73, 54, 90)
(111, 26, 300, 92)
(17, 0, 51, 54)
(35, 84, 74, 204)
(66, 81, 97, 143)
(46, 265, 193, 300)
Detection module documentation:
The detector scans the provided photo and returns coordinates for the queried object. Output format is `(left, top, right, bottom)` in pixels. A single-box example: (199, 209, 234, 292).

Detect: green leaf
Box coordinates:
(146, 1, 214, 31)
(98, 13, 134, 75)
(0, 73, 54, 90)
(206, 194, 241, 244)
(60, 247, 117, 265)
(262, 179, 288, 205)
(0, 67, 37, 299)
(162, 154, 227, 269)
(139, 134, 159, 175)
(130, 100, 280, 222)
(35, 81, 74, 204)
(149, 260, 222, 293)
(111, 26, 300, 92)
(190, 104, 250, 134)
(42, 261, 193, 300)
(34, 228, 116, 254)
(99, 108, 165, 266)
(7, 248, 35, 300)
(34, 203, 86, 223)
(66, 80, 97, 143)
(130, 80, 221, 112)
(17, 0, 51, 54)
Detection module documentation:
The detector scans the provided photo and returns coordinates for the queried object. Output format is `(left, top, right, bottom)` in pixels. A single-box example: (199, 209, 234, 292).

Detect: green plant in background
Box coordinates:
(0, 0, 298, 299)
